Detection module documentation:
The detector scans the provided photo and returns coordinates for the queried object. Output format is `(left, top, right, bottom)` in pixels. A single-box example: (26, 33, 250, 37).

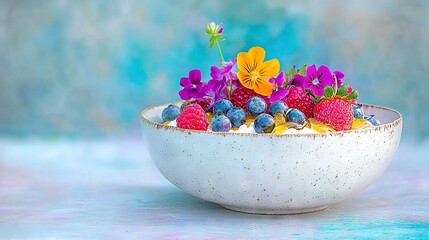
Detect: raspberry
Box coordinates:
(176, 104, 209, 130)
(314, 97, 354, 131)
(230, 87, 270, 113)
(282, 86, 315, 118)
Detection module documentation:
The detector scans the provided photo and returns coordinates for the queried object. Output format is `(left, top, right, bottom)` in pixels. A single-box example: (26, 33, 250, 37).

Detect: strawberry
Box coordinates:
(176, 103, 209, 130)
(230, 87, 270, 113)
(314, 98, 354, 131)
(282, 86, 315, 118)
(313, 84, 358, 131)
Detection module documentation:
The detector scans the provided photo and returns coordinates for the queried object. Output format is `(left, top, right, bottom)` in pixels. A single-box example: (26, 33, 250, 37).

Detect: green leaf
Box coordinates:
(313, 96, 323, 103)
(336, 84, 349, 97)
(346, 89, 359, 100)
(305, 89, 315, 97)
(283, 71, 290, 87)
(298, 65, 307, 75)
(289, 66, 297, 76)
(324, 86, 334, 98)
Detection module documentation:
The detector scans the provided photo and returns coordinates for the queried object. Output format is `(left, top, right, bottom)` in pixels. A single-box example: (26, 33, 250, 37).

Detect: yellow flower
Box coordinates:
(236, 46, 280, 96)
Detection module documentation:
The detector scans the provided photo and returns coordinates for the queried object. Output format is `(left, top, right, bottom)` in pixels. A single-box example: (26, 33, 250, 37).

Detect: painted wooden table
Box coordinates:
(0, 138, 428, 239)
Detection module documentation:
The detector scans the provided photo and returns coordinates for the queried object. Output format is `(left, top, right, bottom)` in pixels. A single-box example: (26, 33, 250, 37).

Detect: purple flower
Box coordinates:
(333, 70, 344, 88)
(303, 64, 335, 96)
(178, 69, 205, 100)
(287, 74, 306, 88)
(208, 59, 239, 97)
(200, 83, 223, 108)
(219, 59, 239, 87)
(208, 65, 228, 97)
(269, 72, 289, 102)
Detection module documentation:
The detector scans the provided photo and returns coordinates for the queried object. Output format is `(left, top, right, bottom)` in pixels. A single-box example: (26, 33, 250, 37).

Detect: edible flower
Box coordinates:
(205, 22, 223, 37)
(205, 22, 225, 62)
(269, 72, 289, 102)
(236, 46, 280, 96)
(209, 59, 239, 99)
(333, 70, 344, 88)
(200, 82, 223, 108)
(303, 64, 335, 96)
(287, 74, 306, 88)
(178, 69, 205, 100)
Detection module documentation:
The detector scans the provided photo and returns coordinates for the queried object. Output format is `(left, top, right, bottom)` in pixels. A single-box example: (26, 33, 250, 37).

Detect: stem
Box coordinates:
(215, 40, 224, 62)
(227, 87, 231, 100)
(227, 79, 232, 100)
(333, 75, 338, 95)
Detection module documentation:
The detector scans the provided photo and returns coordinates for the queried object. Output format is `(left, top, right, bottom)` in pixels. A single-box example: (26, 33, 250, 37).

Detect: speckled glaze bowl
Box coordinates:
(140, 104, 402, 214)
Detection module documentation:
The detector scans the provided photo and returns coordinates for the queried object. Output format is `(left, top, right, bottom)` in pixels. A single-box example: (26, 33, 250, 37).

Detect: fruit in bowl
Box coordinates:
(140, 22, 402, 214)
(141, 103, 401, 214)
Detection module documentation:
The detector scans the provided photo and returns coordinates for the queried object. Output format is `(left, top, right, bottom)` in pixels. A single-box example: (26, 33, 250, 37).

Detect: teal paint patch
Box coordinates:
(118, 37, 147, 85)
(319, 216, 429, 239)
(0, 139, 428, 239)
(0, 1, 428, 138)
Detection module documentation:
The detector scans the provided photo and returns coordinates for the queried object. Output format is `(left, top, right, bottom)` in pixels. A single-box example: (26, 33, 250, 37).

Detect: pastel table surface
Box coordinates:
(0, 138, 428, 239)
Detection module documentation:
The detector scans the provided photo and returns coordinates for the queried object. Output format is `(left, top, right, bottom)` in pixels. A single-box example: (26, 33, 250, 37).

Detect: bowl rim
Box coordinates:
(140, 103, 402, 138)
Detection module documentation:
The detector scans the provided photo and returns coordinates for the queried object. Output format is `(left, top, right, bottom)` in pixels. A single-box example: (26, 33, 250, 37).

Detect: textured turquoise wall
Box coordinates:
(0, 0, 428, 138)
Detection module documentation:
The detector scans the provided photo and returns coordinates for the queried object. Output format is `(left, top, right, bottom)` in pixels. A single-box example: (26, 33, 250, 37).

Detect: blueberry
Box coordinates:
(254, 113, 275, 133)
(210, 114, 232, 132)
(180, 102, 189, 112)
(247, 97, 267, 116)
(286, 108, 307, 124)
(269, 101, 289, 116)
(353, 104, 365, 119)
(213, 99, 233, 115)
(162, 104, 181, 122)
(226, 107, 246, 128)
(365, 115, 381, 126)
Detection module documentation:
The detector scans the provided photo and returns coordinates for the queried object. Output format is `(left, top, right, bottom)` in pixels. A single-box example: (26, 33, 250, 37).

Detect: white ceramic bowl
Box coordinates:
(140, 104, 402, 214)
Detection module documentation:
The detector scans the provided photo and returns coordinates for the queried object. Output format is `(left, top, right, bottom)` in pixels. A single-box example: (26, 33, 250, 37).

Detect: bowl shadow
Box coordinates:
(124, 185, 357, 220)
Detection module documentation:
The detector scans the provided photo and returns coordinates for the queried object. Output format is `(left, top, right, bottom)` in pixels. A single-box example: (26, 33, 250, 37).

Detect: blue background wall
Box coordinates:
(0, 0, 428, 139)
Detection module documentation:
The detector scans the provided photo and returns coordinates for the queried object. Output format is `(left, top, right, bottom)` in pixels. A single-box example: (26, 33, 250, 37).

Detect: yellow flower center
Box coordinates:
(250, 71, 259, 81)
